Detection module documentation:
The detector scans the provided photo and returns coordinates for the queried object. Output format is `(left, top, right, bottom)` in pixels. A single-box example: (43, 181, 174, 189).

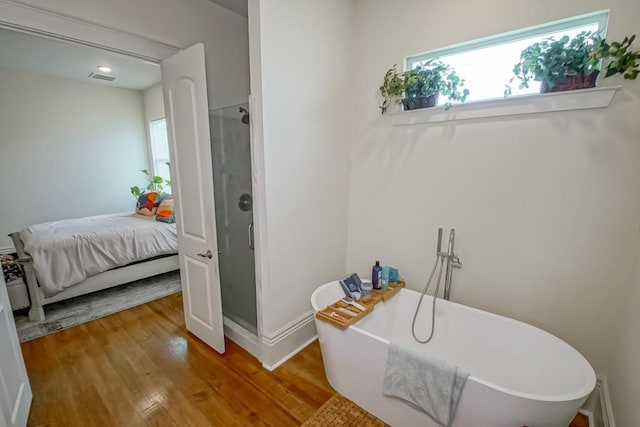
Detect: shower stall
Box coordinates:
(209, 103, 257, 337)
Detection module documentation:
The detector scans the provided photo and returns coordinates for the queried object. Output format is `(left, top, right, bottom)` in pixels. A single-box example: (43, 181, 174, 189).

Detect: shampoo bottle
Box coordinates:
(372, 261, 382, 290)
(381, 266, 390, 291)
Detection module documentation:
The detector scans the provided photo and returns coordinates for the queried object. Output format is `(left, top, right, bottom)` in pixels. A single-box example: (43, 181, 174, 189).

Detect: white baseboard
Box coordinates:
(0, 246, 15, 255)
(578, 409, 594, 427)
(597, 375, 615, 427)
(223, 316, 260, 359)
(260, 310, 317, 371)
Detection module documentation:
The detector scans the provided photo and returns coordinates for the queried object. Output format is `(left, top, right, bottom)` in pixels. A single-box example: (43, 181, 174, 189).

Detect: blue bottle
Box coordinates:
(381, 266, 390, 291)
(372, 261, 382, 290)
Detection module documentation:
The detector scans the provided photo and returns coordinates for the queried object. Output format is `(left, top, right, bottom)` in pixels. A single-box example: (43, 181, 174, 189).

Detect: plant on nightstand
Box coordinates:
(379, 60, 470, 113)
(507, 31, 640, 95)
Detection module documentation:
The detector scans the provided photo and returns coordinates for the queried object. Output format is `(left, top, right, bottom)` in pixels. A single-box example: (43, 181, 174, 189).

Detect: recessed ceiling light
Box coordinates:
(97, 66, 112, 73)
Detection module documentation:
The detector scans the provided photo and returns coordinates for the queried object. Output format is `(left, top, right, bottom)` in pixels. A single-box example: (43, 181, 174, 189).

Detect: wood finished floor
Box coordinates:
(22, 293, 334, 426)
(22, 293, 590, 427)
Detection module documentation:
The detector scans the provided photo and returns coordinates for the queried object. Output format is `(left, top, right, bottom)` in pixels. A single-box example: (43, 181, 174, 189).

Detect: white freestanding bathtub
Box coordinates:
(311, 281, 595, 427)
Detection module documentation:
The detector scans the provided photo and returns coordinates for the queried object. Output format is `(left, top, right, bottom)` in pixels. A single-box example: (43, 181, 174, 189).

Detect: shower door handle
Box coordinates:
(248, 222, 254, 250)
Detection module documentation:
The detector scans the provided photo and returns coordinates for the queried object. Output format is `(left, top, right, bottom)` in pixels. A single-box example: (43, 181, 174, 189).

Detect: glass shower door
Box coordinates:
(209, 103, 257, 334)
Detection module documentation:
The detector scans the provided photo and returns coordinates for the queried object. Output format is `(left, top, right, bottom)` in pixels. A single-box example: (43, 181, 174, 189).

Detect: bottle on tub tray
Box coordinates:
(372, 260, 382, 290)
(381, 266, 390, 291)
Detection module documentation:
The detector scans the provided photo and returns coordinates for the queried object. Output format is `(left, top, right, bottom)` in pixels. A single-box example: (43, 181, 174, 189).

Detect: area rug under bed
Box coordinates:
(13, 271, 181, 342)
(301, 394, 389, 427)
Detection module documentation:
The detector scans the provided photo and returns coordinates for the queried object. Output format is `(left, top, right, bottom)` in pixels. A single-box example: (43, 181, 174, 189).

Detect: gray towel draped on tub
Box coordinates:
(383, 343, 470, 427)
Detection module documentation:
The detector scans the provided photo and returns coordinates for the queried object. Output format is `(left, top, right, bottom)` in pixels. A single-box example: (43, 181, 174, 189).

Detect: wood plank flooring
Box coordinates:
(21, 293, 591, 426)
(22, 293, 333, 426)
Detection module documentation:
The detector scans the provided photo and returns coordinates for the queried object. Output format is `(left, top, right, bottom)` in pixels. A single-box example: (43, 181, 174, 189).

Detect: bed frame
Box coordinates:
(9, 232, 179, 321)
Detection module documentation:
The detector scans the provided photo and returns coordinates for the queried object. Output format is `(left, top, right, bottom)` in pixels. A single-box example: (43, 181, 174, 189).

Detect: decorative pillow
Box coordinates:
(156, 198, 175, 224)
(135, 191, 161, 216)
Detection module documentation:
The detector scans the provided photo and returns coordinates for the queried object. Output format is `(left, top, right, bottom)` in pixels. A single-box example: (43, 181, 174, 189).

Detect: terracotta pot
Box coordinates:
(402, 94, 438, 111)
(540, 72, 598, 93)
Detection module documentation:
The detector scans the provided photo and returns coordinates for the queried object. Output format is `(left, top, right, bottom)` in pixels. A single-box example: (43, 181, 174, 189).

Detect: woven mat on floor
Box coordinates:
(302, 394, 389, 427)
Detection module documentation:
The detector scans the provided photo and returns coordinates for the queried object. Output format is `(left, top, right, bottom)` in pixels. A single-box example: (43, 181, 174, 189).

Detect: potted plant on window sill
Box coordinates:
(507, 31, 640, 95)
(379, 59, 470, 114)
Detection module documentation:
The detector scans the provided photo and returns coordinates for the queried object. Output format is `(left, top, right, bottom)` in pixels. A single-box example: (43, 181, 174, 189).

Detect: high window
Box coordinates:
(149, 118, 171, 192)
(405, 11, 609, 106)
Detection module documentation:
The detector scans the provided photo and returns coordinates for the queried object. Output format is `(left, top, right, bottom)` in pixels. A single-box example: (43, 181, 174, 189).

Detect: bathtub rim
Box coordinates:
(311, 281, 596, 404)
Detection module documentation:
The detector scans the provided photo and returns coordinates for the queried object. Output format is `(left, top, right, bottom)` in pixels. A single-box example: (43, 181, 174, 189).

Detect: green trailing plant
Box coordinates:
(506, 31, 640, 95)
(379, 64, 404, 113)
(130, 168, 171, 198)
(379, 60, 470, 113)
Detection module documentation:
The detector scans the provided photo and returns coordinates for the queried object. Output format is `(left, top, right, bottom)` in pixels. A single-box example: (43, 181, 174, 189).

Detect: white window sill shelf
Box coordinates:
(387, 86, 621, 126)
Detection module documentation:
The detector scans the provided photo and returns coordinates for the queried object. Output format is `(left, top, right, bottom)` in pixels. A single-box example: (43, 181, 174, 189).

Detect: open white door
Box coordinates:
(161, 43, 225, 353)
(0, 275, 32, 427)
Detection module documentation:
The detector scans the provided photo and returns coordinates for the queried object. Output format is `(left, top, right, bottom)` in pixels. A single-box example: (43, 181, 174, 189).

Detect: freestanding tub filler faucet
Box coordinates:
(443, 228, 462, 301)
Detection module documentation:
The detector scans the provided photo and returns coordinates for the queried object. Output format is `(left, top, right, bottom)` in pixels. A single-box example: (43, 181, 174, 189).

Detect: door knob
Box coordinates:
(197, 250, 213, 259)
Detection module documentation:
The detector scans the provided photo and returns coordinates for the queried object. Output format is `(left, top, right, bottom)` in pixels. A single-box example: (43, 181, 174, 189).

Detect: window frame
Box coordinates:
(404, 9, 609, 107)
(405, 10, 610, 88)
(148, 117, 171, 183)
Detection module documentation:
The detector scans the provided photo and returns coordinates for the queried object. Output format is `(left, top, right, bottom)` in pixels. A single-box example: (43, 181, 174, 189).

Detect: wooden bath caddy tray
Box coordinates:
(316, 281, 405, 330)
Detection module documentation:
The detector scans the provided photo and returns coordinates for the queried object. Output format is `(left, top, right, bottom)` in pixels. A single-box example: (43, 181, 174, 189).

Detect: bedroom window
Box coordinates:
(405, 10, 609, 105)
(149, 118, 171, 192)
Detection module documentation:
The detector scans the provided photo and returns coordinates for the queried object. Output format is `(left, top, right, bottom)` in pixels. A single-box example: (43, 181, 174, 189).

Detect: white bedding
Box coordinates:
(20, 213, 178, 297)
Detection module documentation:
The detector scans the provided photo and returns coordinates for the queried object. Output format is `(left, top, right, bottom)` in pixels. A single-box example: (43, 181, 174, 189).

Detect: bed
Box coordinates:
(9, 213, 179, 321)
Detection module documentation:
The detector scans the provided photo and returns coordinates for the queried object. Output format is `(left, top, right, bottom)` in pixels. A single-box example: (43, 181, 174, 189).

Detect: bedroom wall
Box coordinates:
(14, 0, 250, 110)
(348, 0, 640, 417)
(143, 84, 165, 123)
(0, 69, 148, 249)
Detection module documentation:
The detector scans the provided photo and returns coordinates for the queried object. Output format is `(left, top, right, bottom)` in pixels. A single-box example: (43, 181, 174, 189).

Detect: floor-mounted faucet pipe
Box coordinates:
(411, 227, 463, 344)
(443, 228, 462, 301)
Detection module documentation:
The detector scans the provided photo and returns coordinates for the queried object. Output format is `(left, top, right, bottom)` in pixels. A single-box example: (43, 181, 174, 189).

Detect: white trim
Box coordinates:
(389, 86, 620, 126)
(262, 336, 317, 372)
(0, 246, 15, 255)
(260, 311, 317, 370)
(578, 409, 595, 427)
(223, 316, 259, 358)
(0, 0, 180, 63)
(597, 375, 616, 427)
(261, 311, 314, 345)
(248, 0, 267, 365)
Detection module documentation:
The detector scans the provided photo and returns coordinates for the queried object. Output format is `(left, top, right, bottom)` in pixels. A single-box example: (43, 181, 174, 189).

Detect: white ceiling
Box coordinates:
(208, 0, 247, 17)
(0, 27, 161, 91)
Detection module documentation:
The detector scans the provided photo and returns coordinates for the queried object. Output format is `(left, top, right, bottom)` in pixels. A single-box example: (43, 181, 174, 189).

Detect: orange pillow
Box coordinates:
(156, 198, 175, 223)
(135, 191, 160, 216)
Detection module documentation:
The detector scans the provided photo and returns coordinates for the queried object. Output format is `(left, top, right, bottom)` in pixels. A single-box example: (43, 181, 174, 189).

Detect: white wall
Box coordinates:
(0, 69, 149, 249)
(250, 0, 353, 359)
(16, 0, 249, 110)
(609, 246, 640, 426)
(348, 0, 640, 412)
(143, 84, 165, 123)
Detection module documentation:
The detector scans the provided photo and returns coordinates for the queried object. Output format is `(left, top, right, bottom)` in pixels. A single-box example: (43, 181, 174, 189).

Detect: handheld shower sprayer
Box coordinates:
(412, 227, 462, 344)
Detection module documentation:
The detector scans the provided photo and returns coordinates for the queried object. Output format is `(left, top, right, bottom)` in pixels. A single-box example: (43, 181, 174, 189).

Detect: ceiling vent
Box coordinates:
(88, 72, 116, 82)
